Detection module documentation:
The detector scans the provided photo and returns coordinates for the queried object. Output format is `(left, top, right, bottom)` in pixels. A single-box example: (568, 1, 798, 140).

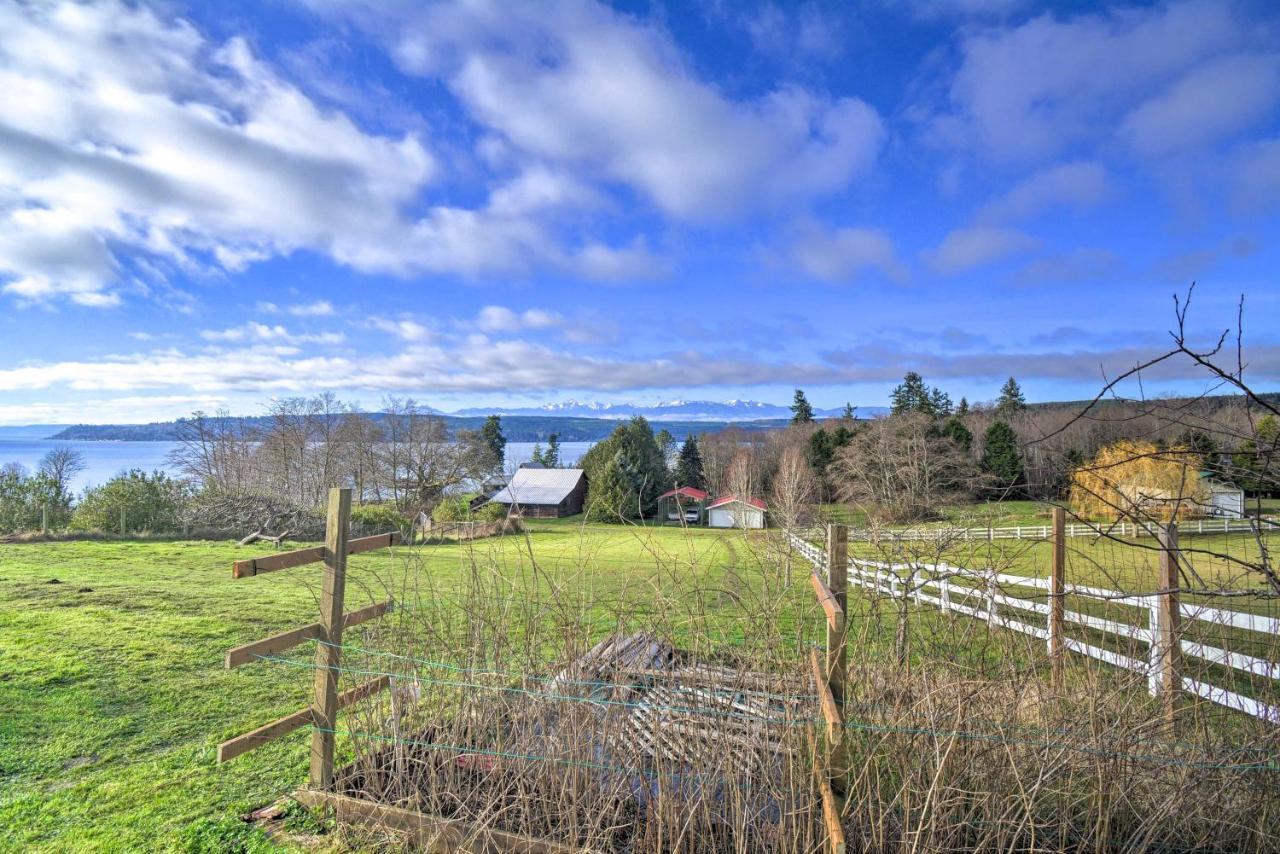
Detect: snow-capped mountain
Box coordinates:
(450, 399, 882, 422)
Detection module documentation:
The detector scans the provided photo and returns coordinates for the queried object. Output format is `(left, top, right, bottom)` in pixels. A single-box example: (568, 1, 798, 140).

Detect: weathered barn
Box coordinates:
(706, 495, 767, 529)
(489, 467, 586, 518)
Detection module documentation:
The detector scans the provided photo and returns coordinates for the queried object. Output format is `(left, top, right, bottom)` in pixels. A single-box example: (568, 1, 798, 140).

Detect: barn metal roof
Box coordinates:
(490, 467, 585, 506)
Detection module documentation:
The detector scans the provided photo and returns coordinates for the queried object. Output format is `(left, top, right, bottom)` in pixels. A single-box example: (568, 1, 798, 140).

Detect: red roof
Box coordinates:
(658, 486, 708, 501)
(707, 494, 767, 511)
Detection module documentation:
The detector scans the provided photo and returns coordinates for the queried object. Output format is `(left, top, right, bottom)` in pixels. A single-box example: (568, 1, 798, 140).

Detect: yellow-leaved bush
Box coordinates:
(1070, 440, 1206, 521)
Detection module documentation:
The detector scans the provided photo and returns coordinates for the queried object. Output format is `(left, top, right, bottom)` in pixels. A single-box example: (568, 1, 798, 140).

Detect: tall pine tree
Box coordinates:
(996, 377, 1027, 417)
(791, 389, 814, 424)
(544, 433, 560, 468)
(479, 415, 506, 472)
(674, 434, 707, 491)
(981, 420, 1025, 497)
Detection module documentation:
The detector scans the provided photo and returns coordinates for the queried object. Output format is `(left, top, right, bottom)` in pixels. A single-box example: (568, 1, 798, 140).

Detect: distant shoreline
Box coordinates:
(46, 414, 795, 443)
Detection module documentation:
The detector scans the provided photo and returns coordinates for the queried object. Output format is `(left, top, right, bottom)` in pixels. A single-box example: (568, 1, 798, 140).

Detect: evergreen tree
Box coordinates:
(580, 416, 669, 520)
(584, 454, 632, 522)
(981, 420, 1025, 496)
(528, 442, 544, 466)
(957, 397, 969, 416)
(842, 402, 856, 420)
(940, 416, 973, 454)
(929, 387, 953, 418)
(479, 415, 506, 472)
(791, 388, 814, 424)
(544, 433, 560, 468)
(674, 434, 707, 491)
(890, 372, 935, 416)
(996, 377, 1027, 417)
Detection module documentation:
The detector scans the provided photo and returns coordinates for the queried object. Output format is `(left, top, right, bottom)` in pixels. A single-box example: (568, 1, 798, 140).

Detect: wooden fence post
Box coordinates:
(119, 506, 126, 536)
(1049, 506, 1066, 691)
(1155, 522, 1181, 730)
(41, 503, 48, 535)
(311, 487, 352, 789)
(825, 523, 849, 794)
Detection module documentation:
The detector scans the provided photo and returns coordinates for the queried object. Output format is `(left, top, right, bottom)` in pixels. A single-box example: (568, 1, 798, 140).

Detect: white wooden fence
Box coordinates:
(808, 516, 1275, 544)
(787, 532, 1280, 725)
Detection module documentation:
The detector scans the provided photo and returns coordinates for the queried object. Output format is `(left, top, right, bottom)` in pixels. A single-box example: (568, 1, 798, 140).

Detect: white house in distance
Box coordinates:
(706, 495, 767, 529)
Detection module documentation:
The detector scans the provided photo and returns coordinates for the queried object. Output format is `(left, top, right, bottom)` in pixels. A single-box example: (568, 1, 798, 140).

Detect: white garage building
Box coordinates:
(706, 495, 767, 529)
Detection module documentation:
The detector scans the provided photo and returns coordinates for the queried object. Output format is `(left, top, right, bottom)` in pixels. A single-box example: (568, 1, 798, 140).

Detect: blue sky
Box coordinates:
(0, 0, 1278, 424)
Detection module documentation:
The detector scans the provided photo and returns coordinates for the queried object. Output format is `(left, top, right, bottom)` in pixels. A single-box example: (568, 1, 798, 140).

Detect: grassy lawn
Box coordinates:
(3, 519, 1274, 850)
(0, 522, 777, 852)
(820, 499, 1057, 529)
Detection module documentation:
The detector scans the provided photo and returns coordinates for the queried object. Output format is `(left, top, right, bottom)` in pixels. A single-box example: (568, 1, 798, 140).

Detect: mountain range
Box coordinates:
(452, 399, 885, 421)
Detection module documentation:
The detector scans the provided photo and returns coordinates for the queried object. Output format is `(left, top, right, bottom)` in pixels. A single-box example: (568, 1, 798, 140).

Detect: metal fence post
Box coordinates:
(310, 487, 352, 789)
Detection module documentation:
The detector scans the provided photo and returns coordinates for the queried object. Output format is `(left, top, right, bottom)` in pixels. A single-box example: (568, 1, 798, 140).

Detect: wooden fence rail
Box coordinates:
(218, 487, 402, 788)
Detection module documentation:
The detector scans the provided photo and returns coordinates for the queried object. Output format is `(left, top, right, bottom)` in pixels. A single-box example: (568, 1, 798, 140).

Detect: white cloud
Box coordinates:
(933, 1, 1260, 161)
(475, 306, 565, 334)
(324, 0, 884, 221)
(0, 0, 661, 308)
(978, 160, 1110, 222)
(199, 322, 345, 346)
(288, 300, 335, 317)
(0, 1, 437, 307)
(1121, 53, 1280, 157)
(368, 317, 432, 342)
(925, 227, 1039, 273)
(781, 223, 908, 283)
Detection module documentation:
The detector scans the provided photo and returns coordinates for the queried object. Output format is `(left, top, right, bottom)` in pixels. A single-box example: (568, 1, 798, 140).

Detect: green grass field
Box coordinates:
(2, 518, 1275, 851)
(0, 523, 776, 852)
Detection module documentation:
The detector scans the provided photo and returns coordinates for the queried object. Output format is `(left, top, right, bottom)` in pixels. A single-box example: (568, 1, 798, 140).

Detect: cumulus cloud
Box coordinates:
(368, 317, 433, 342)
(475, 306, 565, 333)
(319, 0, 884, 221)
(924, 227, 1040, 273)
(0, 1, 663, 308)
(288, 300, 336, 317)
(199, 322, 345, 346)
(778, 222, 908, 283)
(932, 1, 1270, 161)
(978, 161, 1110, 222)
(0, 1, 436, 306)
(1121, 53, 1280, 157)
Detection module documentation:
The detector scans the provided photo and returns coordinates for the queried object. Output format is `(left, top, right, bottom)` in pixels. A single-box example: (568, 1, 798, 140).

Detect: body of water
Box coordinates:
(0, 438, 596, 495)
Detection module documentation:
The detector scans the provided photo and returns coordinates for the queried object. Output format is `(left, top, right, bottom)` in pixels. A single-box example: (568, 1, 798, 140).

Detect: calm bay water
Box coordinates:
(0, 438, 595, 495)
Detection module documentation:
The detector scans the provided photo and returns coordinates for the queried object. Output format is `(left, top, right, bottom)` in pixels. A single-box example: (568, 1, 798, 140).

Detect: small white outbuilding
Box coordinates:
(1204, 481, 1245, 519)
(706, 495, 767, 529)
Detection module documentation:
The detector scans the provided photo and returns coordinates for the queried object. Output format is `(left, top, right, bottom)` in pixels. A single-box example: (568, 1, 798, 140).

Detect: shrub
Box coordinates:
(0, 466, 72, 534)
(69, 469, 192, 533)
(349, 502, 409, 536)
(472, 501, 508, 522)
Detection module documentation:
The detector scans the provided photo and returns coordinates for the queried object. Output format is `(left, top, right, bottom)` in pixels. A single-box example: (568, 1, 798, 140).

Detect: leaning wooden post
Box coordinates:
(1156, 521, 1181, 731)
(825, 523, 850, 793)
(1049, 506, 1066, 691)
(310, 487, 352, 789)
